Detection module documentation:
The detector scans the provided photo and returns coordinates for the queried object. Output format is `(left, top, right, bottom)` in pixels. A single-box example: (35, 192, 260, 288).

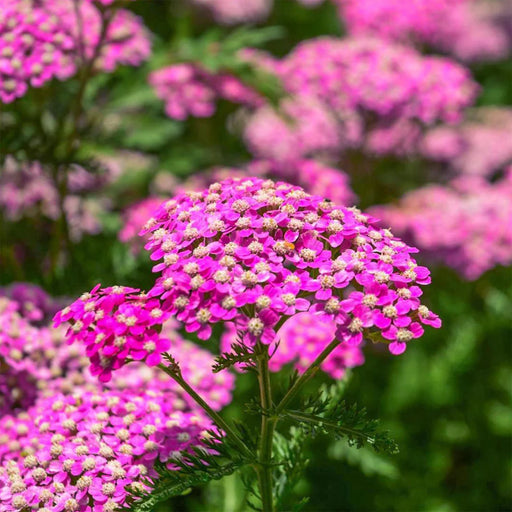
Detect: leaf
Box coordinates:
(273, 427, 310, 511)
(284, 406, 399, 454)
(213, 339, 257, 373)
(282, 381, 399, 454)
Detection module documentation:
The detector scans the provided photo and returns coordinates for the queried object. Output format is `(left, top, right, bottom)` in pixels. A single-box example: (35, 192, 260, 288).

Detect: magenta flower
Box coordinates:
(53, 286, 171, 382)
(140, 177, 440, 357)
(0, 389, 213, 512)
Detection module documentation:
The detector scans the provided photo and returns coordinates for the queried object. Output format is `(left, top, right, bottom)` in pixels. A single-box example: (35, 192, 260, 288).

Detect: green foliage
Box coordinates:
(213, 338, 257, 373)
(273, 427, 311, 511)
(283, 381, 399, 454)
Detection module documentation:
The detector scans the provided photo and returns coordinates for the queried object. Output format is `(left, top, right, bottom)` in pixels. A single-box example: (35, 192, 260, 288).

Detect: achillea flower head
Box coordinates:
(337, 0, 512, 63)
(142, 177, 440, 356)
(279, 37, 477, 126)
(370, 169, 512, 280)
(420, 108, 512, 177)
(0, 0, 150, 103)
(53, 286, 171, 382)
(0, 390, 213, 512)
(149, 63, 262, 121)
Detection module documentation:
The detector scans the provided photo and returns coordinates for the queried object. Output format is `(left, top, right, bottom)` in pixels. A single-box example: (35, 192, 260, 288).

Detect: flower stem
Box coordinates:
(275, 338, 341, 415)
(256, 348, 275, 512)
(157, 363, 254, 460)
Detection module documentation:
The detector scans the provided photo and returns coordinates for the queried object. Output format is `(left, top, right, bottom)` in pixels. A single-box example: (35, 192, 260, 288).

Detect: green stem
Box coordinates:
(256, 348, 275, 512)
(275, 338, 341, 416)
(157, 363, 254, 460)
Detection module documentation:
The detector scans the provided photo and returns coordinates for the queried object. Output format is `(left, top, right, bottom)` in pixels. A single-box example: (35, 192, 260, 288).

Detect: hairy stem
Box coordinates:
(157, 363, 254, 460)
(275, 338, 341, 416)
(256, 348, 275, 512)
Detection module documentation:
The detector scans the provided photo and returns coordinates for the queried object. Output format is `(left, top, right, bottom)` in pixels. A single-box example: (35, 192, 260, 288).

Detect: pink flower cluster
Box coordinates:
(190, 0, 272, 25)
(371, 170, 512, 279)
(149, 63, 262, 120)
(1, 285, 235, 416)
(0, 390, 212, 512)
(221, 312, 364, 379)
(420, 108, 512, 177)
(0, 282, 64, 324)
(242, 37, 477, 160)
(54, 286, 172, 382)
(336, 0, 512, 62)
(123, 161, 355, 258)
(0, 157, 107, 241)
(139, 178, 440, 357)
(279, 37, 477, 126)
(248, 159, 356, 207)
(0, 0, 150, 103)
(244, 96, 345, 162)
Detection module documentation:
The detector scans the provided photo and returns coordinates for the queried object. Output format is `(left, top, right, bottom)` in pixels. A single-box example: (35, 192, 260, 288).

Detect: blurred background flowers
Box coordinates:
(0, 0, 511, 510)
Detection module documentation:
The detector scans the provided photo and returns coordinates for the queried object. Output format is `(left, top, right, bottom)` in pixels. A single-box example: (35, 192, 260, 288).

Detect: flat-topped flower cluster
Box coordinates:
(139, 178, 440, 356)
(0, 0, 150, 103)
(149, 63, 262, 121)
(371, 169, 512, 280)
(0, 284, 235, 512)
(0, 390, 212, 512)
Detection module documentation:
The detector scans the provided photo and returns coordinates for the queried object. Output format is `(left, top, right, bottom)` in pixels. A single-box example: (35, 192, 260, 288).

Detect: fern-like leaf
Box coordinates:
(283, 381, 399, 454)
(213, 338, 257, 373)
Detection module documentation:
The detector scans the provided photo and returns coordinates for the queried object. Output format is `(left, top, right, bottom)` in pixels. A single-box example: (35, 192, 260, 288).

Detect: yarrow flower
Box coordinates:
(0, 157, 109, 241)
(140, 177, 441, 357)
(241, 36, 478, 161)
(54, 286, 172, 382)
(149, 63, 262, 121)
(336, 0, 512, 63)
(370, 169, 512, 280)
(0, 390, 213, 512)
(279, 37, 478, 126)
(420, 107, 512, 177)
(1, 287, 235, 415)
(0, 0, 151, 103)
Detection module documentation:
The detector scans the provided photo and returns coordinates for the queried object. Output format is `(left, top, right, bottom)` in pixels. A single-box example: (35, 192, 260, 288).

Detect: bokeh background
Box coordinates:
(1, 1, 511, 511)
